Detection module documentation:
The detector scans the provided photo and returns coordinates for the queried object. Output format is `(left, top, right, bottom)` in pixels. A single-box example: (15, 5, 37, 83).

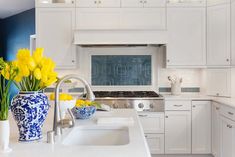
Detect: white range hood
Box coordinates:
(74, 30, 168, 45)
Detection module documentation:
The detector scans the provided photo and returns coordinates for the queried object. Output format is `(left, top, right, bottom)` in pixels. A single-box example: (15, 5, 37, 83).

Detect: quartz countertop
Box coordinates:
(163, 94, 235, 108)
(2, 109, 151, 157)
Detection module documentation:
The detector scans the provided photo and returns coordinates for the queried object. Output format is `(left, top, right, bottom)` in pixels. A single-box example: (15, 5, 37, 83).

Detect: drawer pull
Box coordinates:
(227, 124, 233, 128)
(174, 105, 183, 107)
(228, 112, 234, 115)
(139, 115, 148, 117)
(216, 107, 220, 110)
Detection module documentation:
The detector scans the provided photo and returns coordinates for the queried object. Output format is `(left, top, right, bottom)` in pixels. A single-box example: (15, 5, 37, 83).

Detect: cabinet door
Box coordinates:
(76, 0, 120, 8)
(165, 111, 191, 154)
(167, 7, 206, 66)
(145, 134, 164, 154)
(138, 113, 164, 133)
(220, 116, 235, 157)
(206, 68, 231, 97)
(232, 0, 235, 66)
(76, 8, 120, 29)
(192, 101, 211, 154)
(120, 8, 166, 30)
(36, 8, 76, 69)
(207, 4, 231, 66)
(212, 103, 221, 157)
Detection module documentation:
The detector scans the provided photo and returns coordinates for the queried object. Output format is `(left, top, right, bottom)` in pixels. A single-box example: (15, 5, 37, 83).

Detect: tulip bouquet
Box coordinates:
(7, 48, 58, 91)
(0, 58, 18, 120)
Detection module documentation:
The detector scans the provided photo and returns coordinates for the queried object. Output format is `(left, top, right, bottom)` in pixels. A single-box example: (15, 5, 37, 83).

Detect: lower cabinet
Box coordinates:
(165, 110, 191, 154)
(220, 116, 235, 157)
(212, 102, 221, 157)
(145, 134, 164, 154)
(138, 112, 165, 155)
(192, 101, 211, 154)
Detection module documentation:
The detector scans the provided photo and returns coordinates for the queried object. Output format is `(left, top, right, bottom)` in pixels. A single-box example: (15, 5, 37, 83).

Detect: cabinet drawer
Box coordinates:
(220, 105, 235, 121)
(139, 113, 164, 133)
(145, 134, 164, 154)
(165, 101, 191, 111)
(76, 0, 121, 8)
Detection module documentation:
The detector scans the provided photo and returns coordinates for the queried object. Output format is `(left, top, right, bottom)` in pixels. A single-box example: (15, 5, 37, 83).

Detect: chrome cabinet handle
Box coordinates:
(227, 124, 233, 128)
(139, 115, 148, 117)
(174, 105, 183, 107)
(228, 112, 234, 115)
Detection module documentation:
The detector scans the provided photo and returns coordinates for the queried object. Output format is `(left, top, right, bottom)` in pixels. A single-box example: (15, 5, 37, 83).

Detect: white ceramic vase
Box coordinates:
(0, 120, 12, 153)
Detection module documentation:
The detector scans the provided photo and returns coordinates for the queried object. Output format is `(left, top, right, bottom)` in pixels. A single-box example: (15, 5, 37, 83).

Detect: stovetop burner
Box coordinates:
(93, 91, 161, 98)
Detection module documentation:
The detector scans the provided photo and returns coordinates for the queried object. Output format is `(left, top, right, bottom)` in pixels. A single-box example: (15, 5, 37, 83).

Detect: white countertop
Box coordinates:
(163, 94, 235, 108)
(2, 109, 151, 157)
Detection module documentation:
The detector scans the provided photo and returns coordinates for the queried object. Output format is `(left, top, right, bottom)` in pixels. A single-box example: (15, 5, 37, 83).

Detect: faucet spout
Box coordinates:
(53, 74, 95, 135)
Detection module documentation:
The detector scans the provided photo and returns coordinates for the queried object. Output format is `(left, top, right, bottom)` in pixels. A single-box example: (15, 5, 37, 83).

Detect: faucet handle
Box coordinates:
(67, 108, 75, 128)
(58, 109, 75, 129)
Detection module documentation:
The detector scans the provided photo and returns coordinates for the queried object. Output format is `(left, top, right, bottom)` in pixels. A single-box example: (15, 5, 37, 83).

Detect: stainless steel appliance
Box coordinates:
(92, 91, 164, 112)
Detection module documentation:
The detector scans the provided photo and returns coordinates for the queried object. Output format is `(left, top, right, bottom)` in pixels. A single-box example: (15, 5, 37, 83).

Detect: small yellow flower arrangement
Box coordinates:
(2, 48, 58, 91)
(49, 93, 73, 101)
(75, 99, 100, 108)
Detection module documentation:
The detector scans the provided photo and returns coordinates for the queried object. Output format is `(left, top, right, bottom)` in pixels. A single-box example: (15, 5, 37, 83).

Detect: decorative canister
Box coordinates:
(11, 91, 50, 142)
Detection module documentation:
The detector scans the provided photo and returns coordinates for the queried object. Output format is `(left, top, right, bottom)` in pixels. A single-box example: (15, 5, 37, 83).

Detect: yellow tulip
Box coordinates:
(1, 64, 10, 80)
(28, 57, 36, 71)
(14, 74, 22, 82)
(17, 49, 31, 62)
(18, 64, 30, 77)
(44, 77, 57, 87)
(34, 68, 42, 80)
(33, 48, 44, 64)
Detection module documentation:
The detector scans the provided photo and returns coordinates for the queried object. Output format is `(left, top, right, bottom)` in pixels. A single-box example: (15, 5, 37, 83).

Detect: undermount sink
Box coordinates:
(62, 126, 130, 146)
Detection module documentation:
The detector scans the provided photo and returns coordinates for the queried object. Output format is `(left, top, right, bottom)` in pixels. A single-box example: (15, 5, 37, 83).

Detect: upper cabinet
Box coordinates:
(232, 0, 235, 66)
(206, 68, 231, 97)
(166, 6, 206, 67)
(36, 7, 76, 69)
(76, 0, 166, 30)
(122, 0, 166, 8)
(207, 2, 231, 66)
(76, 0, 121, 8)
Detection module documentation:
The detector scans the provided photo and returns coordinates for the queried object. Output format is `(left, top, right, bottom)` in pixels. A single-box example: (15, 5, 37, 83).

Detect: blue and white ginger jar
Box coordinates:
(11, 91, 50, 142)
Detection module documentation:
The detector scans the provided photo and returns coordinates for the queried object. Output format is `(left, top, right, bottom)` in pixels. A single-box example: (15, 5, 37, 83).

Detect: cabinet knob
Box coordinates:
(192, 105, 196, 108)
(216, 93, 219, 96)
(71, 0, 74, 4)
(167, 59, 170, 63)
(140, 0, 143, 3)
(228, 112, 234, 116)
(94, 1, 97, 4)
(226, 59, 230, 62)
(144, 0, 147, 3)
(165, 115, 168, 118)
(72, 60, 75, 63)
(216, 107, 220, 110)
(98, 0, 101, 3)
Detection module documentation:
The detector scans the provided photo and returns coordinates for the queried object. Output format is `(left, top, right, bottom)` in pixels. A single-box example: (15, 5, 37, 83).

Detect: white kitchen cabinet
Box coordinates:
(207, 3, 231, 66)
(166, 7, 206, 67)
(220, 116, 235, 157)
(165, 111, 191, 154)
(138, 112, 165, 154)
(138, 113, 164, 133)
(36, 8, 76, 69)
(232, 0, 235, 66)
(145, 134, 164, 154)
(212, 102, 221, 157)
(120, 8, 166, 30)
(76, 8, 120, 30)
(122, 0, 166, 8)
(192, 101, 211, 154)
(206, 68, 231, 97)
(76, 0, 121, 8)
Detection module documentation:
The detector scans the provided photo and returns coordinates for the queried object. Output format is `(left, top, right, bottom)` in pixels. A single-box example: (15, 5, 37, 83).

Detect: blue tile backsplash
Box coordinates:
(92, 55, 151, 86)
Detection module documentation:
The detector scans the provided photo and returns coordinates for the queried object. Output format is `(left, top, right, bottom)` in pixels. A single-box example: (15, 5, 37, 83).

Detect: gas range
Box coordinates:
(93, 91, 162, 99)
(92, 91, 164, 112)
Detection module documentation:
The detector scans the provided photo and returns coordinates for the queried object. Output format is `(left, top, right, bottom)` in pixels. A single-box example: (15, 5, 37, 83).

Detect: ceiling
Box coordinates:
(0, 0, 35, 19)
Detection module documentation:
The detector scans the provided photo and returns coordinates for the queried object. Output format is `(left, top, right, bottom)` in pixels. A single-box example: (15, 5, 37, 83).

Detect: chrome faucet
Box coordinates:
(53, 74, 95, 135)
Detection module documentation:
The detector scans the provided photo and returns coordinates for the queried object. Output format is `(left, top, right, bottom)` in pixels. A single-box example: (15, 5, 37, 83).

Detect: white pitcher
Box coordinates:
(171, 82, 182, 95)
(0, 120, 12, 153)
